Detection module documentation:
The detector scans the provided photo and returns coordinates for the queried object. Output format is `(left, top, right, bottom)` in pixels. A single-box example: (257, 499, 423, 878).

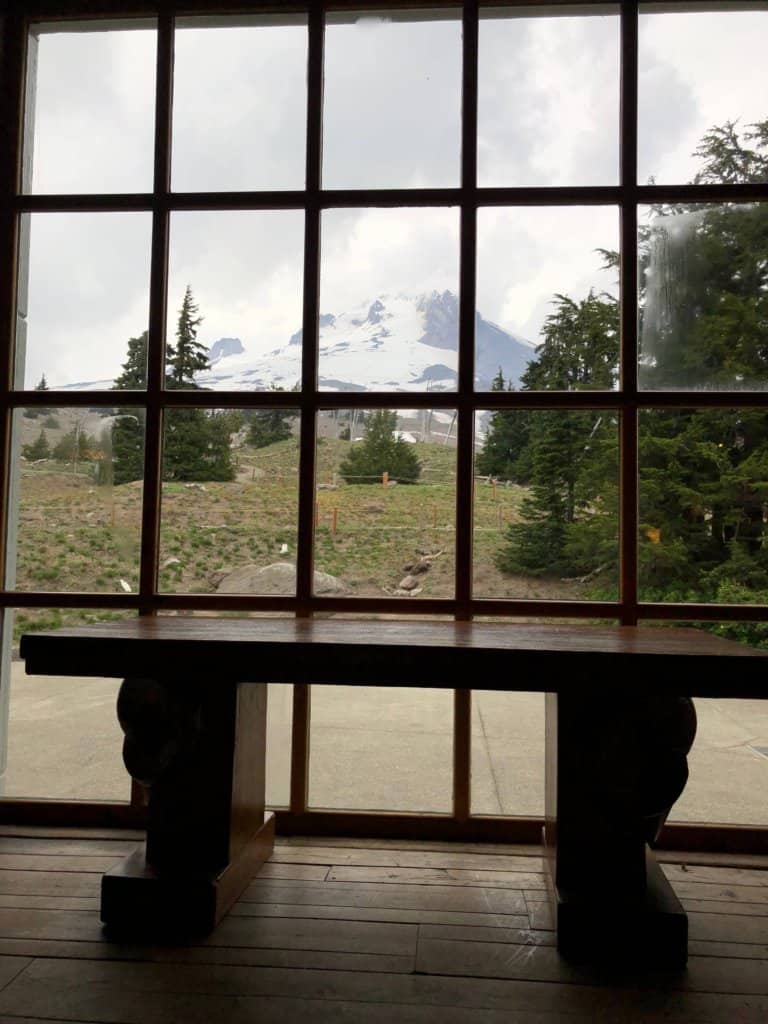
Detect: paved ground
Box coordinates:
(2, 660, 767, 825)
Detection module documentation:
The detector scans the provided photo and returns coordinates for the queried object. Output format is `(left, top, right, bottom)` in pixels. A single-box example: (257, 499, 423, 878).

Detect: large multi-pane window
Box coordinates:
(0, 1, 767, 837)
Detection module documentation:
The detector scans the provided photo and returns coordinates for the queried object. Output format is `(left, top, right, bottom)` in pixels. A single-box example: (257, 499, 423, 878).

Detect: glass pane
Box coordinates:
(159, 408, 299, 594)
(639, 408, 768, 606)
(474, 409, 619, 600)
(25, 24, 156, 194)
(670, 697, 768, 827)
(4, 608, 134, 800)
(315, 409, 456, 598)
(172, 16, 307, 192)
(166, 212, 304, 391)
(639, 203, 768, 392)
(639, 7, 768, 185)
(320, 208, 460, 391)
(478, 7, 619, 187)
(14, 408, 144, 594)
(472, 692, 544, 816)
(323, 11, 461, 189)
(476, 207, 619, 391)
(308, 686, 452, 812)
(17, 212, 152, 391)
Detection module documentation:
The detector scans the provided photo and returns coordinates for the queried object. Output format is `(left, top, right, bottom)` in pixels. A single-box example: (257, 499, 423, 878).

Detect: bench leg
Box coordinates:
(102, 679, 274, 935)
(544, 691, 694, 969)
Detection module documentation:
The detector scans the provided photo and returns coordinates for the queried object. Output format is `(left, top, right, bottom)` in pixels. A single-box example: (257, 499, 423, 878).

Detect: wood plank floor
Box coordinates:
(0, 831, 762, 1022)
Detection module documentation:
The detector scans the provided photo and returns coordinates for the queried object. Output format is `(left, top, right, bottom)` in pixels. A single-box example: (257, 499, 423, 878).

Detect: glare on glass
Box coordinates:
(472, 408, 619, 600)
(13, 408, 144, 594)
(476, 206, 619, 391)
(308, 685, 453, 812)
(17, 212, 151, 391)
(639, 203, 768, 391)
(319, 208, 460, 391)
(639, 408, 766, 605)
(172, 17, 307, 191)
(159, 408, 299, 594)
(478, 8, 619, 187)
(639, 8, 768, 185)
(25, 24, 156, 194)
(323, 12, 461, 189)
(314, 408, 456, 599)
(166, 211, 304, 391)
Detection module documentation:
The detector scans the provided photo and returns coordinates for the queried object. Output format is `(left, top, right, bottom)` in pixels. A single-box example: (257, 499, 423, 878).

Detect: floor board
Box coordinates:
(0, 831, 761, 1023)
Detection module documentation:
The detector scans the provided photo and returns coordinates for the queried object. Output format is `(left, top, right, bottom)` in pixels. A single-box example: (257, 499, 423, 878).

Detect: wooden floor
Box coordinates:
(0, 832, 763, 1022)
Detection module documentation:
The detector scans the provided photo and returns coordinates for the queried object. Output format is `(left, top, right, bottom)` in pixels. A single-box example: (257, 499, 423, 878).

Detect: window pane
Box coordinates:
(478, 7, 619, 187)
(639, 7, 768, 185)
(639, 408, 768, 605)
(17, 212, 151, 391)
(474, 409, 619, 600)
(166, 212, 304, 391)
(323, 11, 461, 189)
(315, 409, 456, 598)
(25, 24, 156, 194)
(472, 692, 544, 816)
(639, 203, 768, 392)
(172, 17, 307, 192)
(13, 408, 144, 594)
(159, 409, 299, 594)
(4, 608, 133, 800)
(476, 207, 619, 391)
(308, 685, 452, 812)
(320, 208, 460, 391)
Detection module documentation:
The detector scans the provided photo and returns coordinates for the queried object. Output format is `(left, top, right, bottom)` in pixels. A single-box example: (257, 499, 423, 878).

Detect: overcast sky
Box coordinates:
(19, 6, 768, 389)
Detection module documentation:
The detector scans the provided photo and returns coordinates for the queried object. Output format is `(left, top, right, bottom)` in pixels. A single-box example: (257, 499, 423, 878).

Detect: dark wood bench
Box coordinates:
(20, 619, 768, 967)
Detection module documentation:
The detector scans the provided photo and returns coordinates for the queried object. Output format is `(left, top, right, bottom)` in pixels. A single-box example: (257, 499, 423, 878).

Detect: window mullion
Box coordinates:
(619, 0, 639, 625)
(138, 11, 173, 611)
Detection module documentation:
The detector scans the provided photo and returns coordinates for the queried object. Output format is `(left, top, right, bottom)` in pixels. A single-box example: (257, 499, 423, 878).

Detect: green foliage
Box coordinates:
(339, 409, 421, 484)
(52, 425, 96, 465)
(166, 285, 208, 390)
(163, 409, 235, 483)
(22, 428, 50, 461)
(111, 330, 147, 485)
(247, 388, 298, 448)
(476, 370, 533, 483)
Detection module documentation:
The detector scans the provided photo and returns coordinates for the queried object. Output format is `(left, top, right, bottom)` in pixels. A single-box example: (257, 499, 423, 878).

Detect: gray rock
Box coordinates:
(216, 562, 348, 596)
(398, 574, 420, 591)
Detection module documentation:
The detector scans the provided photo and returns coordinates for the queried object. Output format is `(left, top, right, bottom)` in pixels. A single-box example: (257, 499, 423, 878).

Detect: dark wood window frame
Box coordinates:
(0, 0, 766, 851)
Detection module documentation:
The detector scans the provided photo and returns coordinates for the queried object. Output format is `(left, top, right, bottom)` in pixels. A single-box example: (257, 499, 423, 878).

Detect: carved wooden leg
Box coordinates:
(101, 678, 275, 935)
(544, 691, 696, 968)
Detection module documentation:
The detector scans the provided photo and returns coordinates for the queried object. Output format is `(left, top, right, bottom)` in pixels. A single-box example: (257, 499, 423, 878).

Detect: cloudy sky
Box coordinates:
(18, 6, 768, 389)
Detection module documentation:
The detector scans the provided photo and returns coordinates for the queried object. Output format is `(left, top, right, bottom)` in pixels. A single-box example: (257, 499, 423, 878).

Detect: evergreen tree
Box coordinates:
(167, 285, 208, 389)
(111, 331, 147, 485)
(339, 410, 421, 484)
(496, 292, 619, 578)
(247, 387, 299, 448)
(27, 373, 51, 419)
(22, 429, 50, 461)
(476, 370, 533, 483)
(163, 409, 235, 482)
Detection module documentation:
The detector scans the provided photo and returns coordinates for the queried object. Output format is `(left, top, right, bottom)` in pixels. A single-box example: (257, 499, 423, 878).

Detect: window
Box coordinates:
(1, 1, 767, 836)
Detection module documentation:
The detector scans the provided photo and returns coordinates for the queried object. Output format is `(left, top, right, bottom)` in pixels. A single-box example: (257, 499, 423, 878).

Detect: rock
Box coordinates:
(317, 483, 338, 491)
(163, 557, 181, 568)
(184, 483, 207, 492)
(215, 563, 348, 596)
(398, 574, 420, 591)
(118, 579, 132, 593)
(402, 558, 431, 575)
(207, 568, 231, 589)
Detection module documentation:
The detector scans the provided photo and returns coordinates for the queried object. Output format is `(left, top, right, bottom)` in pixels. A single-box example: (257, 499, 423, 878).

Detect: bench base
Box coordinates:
(554, 851, 688, 969)
(101, 811, 275, 936)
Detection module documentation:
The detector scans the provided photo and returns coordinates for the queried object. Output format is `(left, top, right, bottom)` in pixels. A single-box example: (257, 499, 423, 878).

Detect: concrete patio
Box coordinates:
(3, 660, 767, 826)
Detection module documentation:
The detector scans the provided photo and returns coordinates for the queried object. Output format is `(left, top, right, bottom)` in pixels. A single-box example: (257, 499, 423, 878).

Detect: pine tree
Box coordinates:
(247, 387, 299, 448)
(167, 285, 208, 389)
(22, 428, 50, 461)
(476, 370, 533, 483)
(27, 373, 51, 419)
(163, 409, 235, 482)
(339, 410, 421, 484)
(111, 331, 147, 485)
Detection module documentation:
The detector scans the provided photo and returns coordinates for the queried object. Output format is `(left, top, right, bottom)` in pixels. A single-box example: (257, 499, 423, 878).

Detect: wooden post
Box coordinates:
(492, 479, 497, 500)
(332, 507, 338, 535)
(382, 471, 389, 487)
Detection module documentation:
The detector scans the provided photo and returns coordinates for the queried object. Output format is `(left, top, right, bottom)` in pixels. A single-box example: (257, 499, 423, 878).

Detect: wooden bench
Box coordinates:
(20, 618, 768, 967)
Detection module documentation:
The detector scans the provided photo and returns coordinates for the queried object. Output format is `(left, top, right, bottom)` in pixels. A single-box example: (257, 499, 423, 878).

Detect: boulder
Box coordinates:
(215, 562, 348, 596)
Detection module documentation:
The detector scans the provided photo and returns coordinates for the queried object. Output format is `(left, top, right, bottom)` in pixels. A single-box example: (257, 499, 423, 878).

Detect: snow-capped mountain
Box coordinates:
(195, 291, 533, 392)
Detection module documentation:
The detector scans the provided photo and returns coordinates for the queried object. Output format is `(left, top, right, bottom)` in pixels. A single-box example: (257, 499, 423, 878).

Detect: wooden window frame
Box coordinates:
(0, 0, 766, 851)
